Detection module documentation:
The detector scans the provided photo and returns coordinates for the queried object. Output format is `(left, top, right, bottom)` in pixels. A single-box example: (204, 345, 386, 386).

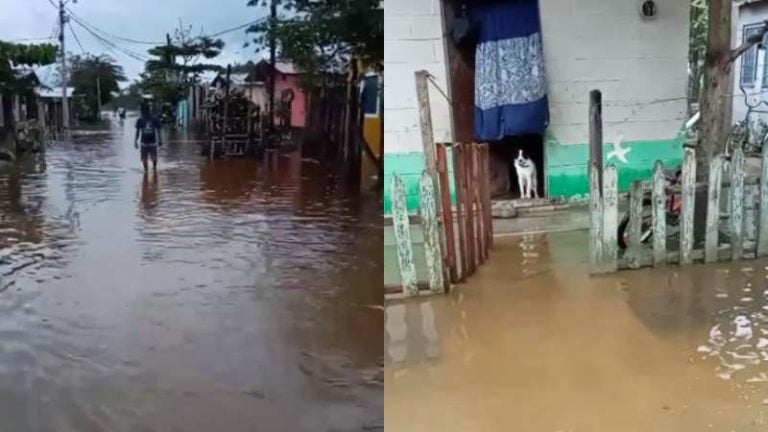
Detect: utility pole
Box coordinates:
(59, 0, 70, 131)
(268, 0, 277, 131)
(96, 76, 102, 119)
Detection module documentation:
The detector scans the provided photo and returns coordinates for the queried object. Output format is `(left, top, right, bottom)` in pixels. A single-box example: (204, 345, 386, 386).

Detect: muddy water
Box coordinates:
(0, 115, 382, 431)
(386, 231, 768, 431)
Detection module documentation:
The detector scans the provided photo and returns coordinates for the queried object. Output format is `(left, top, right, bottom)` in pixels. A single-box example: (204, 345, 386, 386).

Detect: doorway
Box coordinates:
(441, 0, 548, 200)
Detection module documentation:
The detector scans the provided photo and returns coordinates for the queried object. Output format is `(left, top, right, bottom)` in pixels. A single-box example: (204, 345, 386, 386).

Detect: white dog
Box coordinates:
(513, 149, 538, 199)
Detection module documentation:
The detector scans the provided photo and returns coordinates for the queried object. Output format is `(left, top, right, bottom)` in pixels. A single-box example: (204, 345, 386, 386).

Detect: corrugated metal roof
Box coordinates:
(37, 87, 75, 98)
(739, 0, 768, 8)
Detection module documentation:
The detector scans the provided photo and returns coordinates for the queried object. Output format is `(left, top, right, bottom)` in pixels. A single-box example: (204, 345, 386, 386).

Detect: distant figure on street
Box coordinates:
(135, 104, 162, 171)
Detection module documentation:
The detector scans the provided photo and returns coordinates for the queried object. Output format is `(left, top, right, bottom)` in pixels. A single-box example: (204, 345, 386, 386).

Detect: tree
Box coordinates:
(69, 54, 127, 120)
(689, 0, 707, 108)
(698, 0, 767, 167)
(0, 41, 58, 94)
(246, 0, 383, 87)
(139, 22, 224, 105)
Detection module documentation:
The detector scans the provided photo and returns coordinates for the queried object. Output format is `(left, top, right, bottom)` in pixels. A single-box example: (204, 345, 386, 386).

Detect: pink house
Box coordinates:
(249, 60, 307, 128)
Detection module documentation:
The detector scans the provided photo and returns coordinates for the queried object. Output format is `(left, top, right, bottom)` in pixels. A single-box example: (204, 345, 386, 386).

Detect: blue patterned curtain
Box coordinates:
(473, 0, 549, 140)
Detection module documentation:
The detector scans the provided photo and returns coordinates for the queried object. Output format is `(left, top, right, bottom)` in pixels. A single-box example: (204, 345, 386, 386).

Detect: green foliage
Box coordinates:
(246, 0, 383, 87)
(70, 54, 127, 120)
(139, 24, 224, 105)
(0, 41, 58, 94)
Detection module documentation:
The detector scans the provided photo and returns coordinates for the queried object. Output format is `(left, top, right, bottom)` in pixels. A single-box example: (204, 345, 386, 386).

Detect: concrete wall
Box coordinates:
(540, 0, 689, 146)
(732, 2, 768, 126)
(275, 75, 307, 128)
(383, 0, 690, 212)
(384, 0, 452, 154)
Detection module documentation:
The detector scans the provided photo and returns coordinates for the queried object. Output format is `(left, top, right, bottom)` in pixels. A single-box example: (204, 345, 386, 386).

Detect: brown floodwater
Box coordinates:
(0, 114, 382, 431)
(385, 231, 768, 431)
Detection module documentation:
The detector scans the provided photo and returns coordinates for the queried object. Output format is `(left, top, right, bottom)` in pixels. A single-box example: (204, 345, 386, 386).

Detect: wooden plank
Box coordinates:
(746, 183, 759, 247)
(731, 148, 745, 261)
(482, 144, 494, 251)
(589, 161, 603, 272)
(680, 148, 696, 265)
(471, 144, 485, 264)
(452, 144, 469, 281)
(602, 165, 618, 273)
(589, 90, 603, 192)
(758, 142, 768, 257)
(627, 180, 643, 268)
(414, 70, 442, 219)
(436, 144, 458, 285)
(391, 174, 418, 297)
(705, 155, 724, 262)
(652, 161, 667, 266)
(476, 144, 486, 257)
(419, 171, 445, 293)
(464, 144, 477, 275)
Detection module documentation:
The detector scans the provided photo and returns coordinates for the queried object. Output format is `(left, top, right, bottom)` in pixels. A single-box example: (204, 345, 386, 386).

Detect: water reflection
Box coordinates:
(139, 172, 159, 216)
(0, 117, 382, 431)
(386, 233, 768, 431)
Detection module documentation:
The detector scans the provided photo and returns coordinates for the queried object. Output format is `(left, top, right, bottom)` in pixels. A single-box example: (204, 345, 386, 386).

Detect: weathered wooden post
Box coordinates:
(652, 161, 667, 266)
(464, 144, 477, 274)
(220, 64, 232, 158)
(589, 161, 603, 272)
(437, 144, 458, 285)
(680, 148, 696, 264)
(391, 174, 418, 297)
(627, 180, 643, 268)
(588, 90, 603, 272)
(758, 144, 768, 257)
(589, 90, 603, 191)
(481, 143, 493, 254)
(420, 171, 445, 293)
(453, 143, 469, 280)
(415, 70, 451, 281)
(602, 165, 618, 272)
(471, 144, 485, 264)
(730, 148, 745, 260)
(705, 155, 724, 262)
(415, 70, 439, 185)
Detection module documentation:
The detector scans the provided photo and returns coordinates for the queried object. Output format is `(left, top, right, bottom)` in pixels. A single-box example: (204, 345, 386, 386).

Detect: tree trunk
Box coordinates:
(698, 0, 732, 170)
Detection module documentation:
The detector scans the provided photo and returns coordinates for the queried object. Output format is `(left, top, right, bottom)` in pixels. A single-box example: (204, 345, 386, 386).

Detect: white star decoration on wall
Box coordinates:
(607, 134, 631, 164)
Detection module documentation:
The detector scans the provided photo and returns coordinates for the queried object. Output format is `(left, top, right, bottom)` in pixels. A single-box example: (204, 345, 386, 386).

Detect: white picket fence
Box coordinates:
(590, 146, 768, 273)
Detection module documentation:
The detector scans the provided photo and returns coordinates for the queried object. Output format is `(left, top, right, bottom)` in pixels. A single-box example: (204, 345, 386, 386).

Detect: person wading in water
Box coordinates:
(135, 103, 162, 171)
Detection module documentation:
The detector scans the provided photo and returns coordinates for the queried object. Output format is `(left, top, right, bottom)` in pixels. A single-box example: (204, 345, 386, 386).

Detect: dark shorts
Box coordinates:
(140, 145, 158, 159)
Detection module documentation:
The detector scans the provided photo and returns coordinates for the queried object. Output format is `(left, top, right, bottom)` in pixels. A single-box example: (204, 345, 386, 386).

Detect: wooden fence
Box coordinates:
(590, 145, 768, 273)
(387, 142, 493, 298)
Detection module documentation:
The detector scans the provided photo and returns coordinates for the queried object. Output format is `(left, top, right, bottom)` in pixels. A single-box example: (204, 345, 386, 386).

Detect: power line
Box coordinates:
(66, 8, 268, 45)
(205, 17, 268, 38)
(65, 9, 163, 45)
(68, 21, 86, 54)
(69, 16, 148, 62)
(5, 36, 54, 42)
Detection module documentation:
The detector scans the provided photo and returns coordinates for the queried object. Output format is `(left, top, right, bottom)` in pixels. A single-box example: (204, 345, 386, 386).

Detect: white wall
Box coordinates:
(732, 2, 768, 126)
(384, 0, 452, 154)
(540, 0, 690, 145)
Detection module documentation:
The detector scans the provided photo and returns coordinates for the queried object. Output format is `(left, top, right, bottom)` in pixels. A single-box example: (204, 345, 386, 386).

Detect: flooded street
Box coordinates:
(386, 231, 768, 431)
(0, 115, 382, 431)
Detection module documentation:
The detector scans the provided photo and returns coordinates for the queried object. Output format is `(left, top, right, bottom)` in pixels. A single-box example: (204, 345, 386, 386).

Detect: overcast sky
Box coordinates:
(0, 0, 270, 83)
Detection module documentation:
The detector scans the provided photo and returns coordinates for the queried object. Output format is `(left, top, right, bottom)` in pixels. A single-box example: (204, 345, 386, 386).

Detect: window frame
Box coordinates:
(740, 23, 768, 87)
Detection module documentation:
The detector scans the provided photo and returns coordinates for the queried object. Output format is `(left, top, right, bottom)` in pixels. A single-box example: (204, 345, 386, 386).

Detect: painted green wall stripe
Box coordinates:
(383, 136, 684, 214)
